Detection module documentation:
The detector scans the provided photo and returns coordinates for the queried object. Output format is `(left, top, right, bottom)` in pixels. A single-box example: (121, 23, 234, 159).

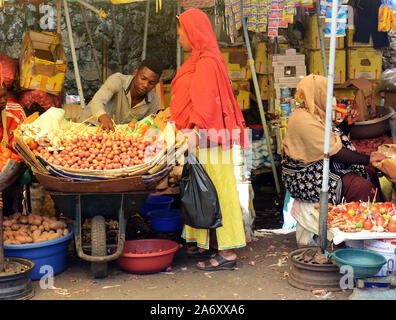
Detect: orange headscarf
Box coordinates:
(170, 9, 248, 149)
(282, 74, 342, 163)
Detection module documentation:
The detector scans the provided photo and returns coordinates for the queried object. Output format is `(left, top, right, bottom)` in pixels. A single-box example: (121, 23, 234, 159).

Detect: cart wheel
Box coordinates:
(91, 215, 108, 278)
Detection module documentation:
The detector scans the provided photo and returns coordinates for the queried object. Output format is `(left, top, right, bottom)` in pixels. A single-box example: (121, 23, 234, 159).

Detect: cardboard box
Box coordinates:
(346, 27, 373, 48)
(307, 49, 346, 84)
(254, 42, 270, 74)
(19, 30, 67, 94)
(63, 104, 81, 122)
(184, 48, 252, 80)
(346, 48, 382, 81)
(335, 78, 376, 121)
(258, 75, 270, 100)
(304, 14, 344, 50)
(232, 81, 250, 110)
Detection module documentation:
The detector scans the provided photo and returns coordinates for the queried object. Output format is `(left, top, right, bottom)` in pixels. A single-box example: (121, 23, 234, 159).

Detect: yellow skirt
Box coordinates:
(182, 147, 246, 250)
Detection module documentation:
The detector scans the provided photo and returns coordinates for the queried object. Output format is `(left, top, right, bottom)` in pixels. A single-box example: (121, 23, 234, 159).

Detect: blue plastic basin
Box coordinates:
(140, 195, 174, 217)
(148, 209, 182, 232)
(4, 227, 73, 281)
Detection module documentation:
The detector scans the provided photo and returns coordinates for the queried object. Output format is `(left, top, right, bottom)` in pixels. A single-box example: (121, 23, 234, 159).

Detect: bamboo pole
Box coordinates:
(63, 0, 86, 109)
(102, 40, 108, 84)
(142, 0, 150, 61)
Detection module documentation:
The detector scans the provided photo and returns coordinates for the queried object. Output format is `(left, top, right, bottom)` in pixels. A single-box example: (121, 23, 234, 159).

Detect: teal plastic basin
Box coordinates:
(332, 249, 387, 279)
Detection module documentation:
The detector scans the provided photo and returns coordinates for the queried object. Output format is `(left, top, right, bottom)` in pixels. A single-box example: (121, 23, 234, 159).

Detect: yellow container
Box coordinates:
(184, 48, 252, 80)
(304, 14, 344, 50)
(307, 49, 346, 84)
(346, 27, 373, 48)
(346, 48, 382, 80)
(19, 30, 67, 94)
(163, 83, 172, 109)
(258, 75, 270, 100)
(232, 81, 250, 110)
(254, 42, 270, 74)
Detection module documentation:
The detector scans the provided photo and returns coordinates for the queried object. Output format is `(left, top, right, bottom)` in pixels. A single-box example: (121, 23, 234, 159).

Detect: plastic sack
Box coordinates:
(378, 67, 396, 92)
(282, 190, 297, 230)
(0, 53, 18, 89)
(19, 90, 63, 110)
(180, 153, 223, 229)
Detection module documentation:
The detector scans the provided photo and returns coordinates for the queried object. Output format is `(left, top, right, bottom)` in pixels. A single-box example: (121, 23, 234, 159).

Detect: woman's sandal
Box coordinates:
(195, 253, 237, 271)
(186, 248, 217, 259)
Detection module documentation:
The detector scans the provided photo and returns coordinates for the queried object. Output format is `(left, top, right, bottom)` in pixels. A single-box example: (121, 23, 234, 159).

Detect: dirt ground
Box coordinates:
(29, 230, 351, 301)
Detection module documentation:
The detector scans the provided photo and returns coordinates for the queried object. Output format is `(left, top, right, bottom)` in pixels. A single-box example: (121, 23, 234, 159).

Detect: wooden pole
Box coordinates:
(102, 40, 108, 84)
(57, 0, 61, 34)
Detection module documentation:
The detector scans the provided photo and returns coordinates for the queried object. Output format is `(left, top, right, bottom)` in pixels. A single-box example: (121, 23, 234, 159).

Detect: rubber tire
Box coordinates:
(90, 215, 108, 278)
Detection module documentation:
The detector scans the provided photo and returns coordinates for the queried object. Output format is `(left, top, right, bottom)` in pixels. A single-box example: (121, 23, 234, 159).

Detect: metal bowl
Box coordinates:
(332, 249, 387, 279)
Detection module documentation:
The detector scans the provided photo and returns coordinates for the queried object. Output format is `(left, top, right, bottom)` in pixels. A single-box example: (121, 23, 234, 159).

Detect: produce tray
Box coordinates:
(33, 171, 152, 193)
(331, 228, 396, 245)
(35, 148, 166, 180)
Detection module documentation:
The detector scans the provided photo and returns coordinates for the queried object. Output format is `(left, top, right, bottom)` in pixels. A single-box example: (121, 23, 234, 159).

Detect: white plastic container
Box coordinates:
(364, 239, 396, 277)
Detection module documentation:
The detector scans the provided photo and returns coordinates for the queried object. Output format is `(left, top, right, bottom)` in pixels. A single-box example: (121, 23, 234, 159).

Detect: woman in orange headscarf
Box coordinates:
(170, 9, 249, 271)
(282, 74, 385, 204)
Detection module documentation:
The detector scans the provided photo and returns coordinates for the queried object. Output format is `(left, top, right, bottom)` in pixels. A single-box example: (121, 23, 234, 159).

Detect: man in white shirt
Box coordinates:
(81, 58, 163, 131)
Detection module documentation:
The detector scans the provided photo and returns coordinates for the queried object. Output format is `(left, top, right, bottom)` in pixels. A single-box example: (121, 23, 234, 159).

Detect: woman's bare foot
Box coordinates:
(196, 249, 236, 268)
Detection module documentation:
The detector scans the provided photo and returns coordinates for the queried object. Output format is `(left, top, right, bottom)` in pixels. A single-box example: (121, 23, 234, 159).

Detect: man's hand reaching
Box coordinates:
(98, 114, 115, 131)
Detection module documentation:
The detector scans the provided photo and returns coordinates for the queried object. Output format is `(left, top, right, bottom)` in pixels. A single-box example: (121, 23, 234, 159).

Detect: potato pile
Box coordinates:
(3, 212, 69, 244)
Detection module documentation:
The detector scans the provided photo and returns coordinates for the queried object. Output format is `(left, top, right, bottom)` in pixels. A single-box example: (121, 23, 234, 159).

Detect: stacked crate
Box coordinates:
(269, 48, 306, 154)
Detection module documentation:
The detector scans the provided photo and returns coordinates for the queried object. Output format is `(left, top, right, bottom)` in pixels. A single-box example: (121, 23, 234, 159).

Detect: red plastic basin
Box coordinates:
(116, 239, 179, 274)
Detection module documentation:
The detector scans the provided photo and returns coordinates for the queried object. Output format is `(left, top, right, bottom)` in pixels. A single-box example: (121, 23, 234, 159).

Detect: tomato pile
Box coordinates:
(35, 131, 163, 170)
(327, 201, 396, 233)
(0, 144, 22, 171)
(130, 248, 164, 254)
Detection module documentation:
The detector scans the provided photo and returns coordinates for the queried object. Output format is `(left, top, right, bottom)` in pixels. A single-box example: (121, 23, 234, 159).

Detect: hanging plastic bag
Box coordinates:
(378, 3, 392, 32)
(180, 153, 223, 229)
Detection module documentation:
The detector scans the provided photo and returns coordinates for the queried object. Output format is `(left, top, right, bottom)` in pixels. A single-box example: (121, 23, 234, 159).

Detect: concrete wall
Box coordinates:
(0, 0, 178, 98)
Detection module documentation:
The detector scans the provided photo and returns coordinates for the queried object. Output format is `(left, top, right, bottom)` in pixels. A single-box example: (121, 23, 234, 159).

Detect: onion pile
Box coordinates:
(36, 131, 164, 170)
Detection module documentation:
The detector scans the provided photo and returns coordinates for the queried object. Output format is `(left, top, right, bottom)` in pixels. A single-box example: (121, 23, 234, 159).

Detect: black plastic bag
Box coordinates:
(180, 153, 222, 229)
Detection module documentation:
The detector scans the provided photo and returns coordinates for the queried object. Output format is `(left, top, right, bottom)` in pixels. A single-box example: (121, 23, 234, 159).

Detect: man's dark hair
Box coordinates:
(138, 58, 164, 77)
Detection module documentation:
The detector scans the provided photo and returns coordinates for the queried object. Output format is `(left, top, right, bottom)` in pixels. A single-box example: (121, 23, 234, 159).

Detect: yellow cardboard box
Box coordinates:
(254, 42, 270, 74)
(304, 14, 344, 50)
(184, 48, 252, 80)
(346, 27, 373, 48)
(258, 75, 270, 100)
(19, 30, 67, 95)
(307, 49, 346, 84)
(346, 48, 382, 80)
(232, 81, 250, 110)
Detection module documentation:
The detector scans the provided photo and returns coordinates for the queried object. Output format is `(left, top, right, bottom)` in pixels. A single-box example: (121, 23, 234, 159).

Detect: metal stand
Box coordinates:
(318, 0, 338, 253)
(349, 264, 396, 300)
(315, 0, 328, 77)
